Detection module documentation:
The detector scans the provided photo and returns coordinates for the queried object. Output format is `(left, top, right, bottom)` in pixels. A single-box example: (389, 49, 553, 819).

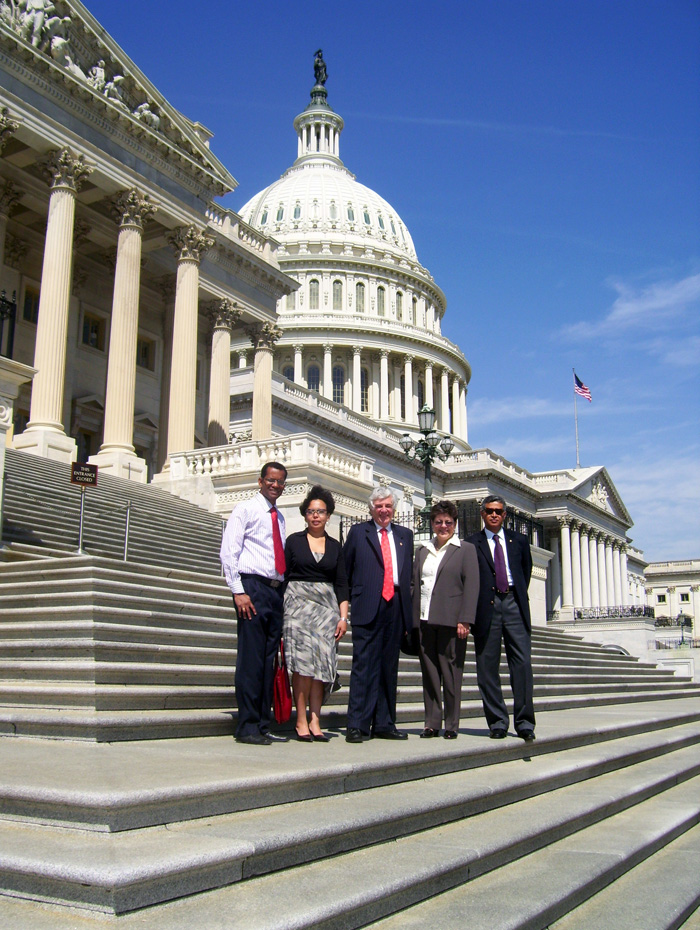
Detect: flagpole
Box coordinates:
(573, 367, 580, 468)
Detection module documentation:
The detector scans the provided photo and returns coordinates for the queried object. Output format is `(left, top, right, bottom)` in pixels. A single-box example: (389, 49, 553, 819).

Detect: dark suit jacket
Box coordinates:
(412, 540, 479, 629)
(467, 528, 533, 637)
(343, 520, 413, 635)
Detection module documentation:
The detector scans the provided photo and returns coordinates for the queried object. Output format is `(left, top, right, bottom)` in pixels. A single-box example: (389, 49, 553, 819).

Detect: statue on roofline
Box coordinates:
(313, 49, 327, 87)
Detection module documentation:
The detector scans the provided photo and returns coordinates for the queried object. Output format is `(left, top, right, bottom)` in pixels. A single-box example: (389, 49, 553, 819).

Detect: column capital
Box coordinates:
(0, 106, 20, 152)
(579, 524, 590, 538)
(323, 343, 333, 354)
(691, 585, 699, 593)
(570, 519, 581, 532)
(168, 225, 214, 263)
(404, 353, 414, 364)
(557, 516, 571, 528)
(205, 298, 241, 331)
(0, 181, 21, 216)
(246, 321, 282, 350)
(41, 148, 93, 192)
(380, 348, 390, 359)
(352, 344, 363, 356)
(293, 344, 304, 354)
(113, 189, 158, 229)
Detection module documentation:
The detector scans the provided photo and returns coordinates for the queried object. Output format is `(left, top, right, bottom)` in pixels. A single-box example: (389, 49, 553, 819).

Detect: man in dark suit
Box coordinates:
(467, 494, 535, 741)
(343, 487, 414, 742)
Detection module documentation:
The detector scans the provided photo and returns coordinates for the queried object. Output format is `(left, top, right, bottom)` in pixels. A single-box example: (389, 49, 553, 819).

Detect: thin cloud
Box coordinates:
(563, 273, 700, 341)
(469, 396, 568, 427)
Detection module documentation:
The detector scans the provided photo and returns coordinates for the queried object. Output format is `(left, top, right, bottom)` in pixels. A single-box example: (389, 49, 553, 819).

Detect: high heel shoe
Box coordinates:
(295, 731, 313, 742)
(311, 731, 330, 742)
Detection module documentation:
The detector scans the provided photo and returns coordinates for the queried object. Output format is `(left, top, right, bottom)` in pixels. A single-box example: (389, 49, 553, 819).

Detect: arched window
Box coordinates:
(293, 202, 301, 220)
(396, 291, 403, 321)
(356, 282, 365, 313)
(411, 296, 417, 324)
(417, 380, 425, 411)
(332, 280, 343, 310)
(390, 219, 397, 236)
(286, 292, 295, 311)
(377, 287, 385, 316)
(347, 204, 355, 222)
(309, 279, 320, 310)
(307, 365, 320, 392)
(378, 214, 385, 230)
(332, 366, 345, 405)
(282, 365, 294, 381)
(400, 375, 406, 421)
(329, 200, 338, 221)
(276, 205, 284, 222)
(363, 208, 371, 226)
(360, 368, 369, 413)
(260, 208, 268, 225)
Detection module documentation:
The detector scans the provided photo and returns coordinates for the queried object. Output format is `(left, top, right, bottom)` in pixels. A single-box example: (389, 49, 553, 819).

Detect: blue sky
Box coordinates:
(86, 0, 700, 561)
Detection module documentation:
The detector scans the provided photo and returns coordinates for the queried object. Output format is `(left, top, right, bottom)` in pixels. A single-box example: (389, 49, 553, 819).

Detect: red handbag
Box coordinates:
(273, 638, 292, 724)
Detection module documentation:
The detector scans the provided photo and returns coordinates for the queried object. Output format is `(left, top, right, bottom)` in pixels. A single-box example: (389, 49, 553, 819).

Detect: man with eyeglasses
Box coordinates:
(220, 462, 290, 745)
(468, 494, 535, 742)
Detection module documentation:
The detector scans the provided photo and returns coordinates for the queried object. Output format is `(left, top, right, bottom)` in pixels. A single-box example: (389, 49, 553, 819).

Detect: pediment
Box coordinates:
(572, 468, 631, 525)
(0, 0, 236, 195)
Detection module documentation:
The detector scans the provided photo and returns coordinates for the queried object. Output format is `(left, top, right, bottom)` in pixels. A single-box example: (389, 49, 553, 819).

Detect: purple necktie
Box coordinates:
(492, 535, 509, 593)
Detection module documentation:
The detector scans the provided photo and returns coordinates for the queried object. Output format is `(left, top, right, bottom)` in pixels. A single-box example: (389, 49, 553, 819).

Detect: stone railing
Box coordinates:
(170, 433, 374, 484)
(205, 202, 273, 260)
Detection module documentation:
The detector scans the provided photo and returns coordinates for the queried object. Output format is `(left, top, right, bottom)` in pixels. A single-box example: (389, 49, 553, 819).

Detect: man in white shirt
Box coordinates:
(220, 462, 289, 745)
(467, 494, 535, 742)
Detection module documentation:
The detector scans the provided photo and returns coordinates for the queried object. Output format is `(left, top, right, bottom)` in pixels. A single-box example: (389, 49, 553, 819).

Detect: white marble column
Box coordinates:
(579, 526, 591, 608)
(424, 362, 434, 410)
(0, 182, 21, 275)
(597, 533, 608, 608)
(404, 355, 414, 424)
(549, 535, 561, 612)
(164, 226, 213, 460)
(352, 345, 362, 412)
(571, 520, 583, 608)
(459, 381, 468, 442)
(322, 344, 332, 399)
(451, 377, 460, 437)
(589, 531, 600, 609)
(207, 299, 240, 447)
(379, 349, 389, 419)
(620, 546, 629, 606)
(392, 361, 402, 419)
(612, 542, 622, 607)
(293, 344, 303, 384)
(91, 190, 156, 481)
(605, 537, 615, 607)
(14, 149, 92, 463)
(440, 367, 450, 432)
(559, 517, 573, 609)
(370, 355, 380, 418)
(248, 322, 281, 440)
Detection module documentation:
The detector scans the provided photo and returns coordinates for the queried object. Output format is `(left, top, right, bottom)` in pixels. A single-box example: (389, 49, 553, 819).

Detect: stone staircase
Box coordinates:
(1, 448, 700, 927)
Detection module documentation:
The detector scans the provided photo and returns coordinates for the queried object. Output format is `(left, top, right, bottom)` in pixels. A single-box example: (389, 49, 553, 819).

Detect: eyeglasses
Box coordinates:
(263, 478, 286, 487)
(433, 520, 455, 527)
(306, 509, 327, 516)
(483, 508, 505, 516)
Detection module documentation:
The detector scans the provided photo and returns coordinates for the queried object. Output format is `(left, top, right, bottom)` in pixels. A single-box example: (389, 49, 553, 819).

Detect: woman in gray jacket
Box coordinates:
(413, 500, 479, 739)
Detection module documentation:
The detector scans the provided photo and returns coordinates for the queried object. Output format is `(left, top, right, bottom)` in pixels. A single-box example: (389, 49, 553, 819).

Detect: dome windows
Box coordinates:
(332, 280, 343, 310)
(276, 205, 284, 222)
(260, 208, 268, 225)
(293, 202, 301, 220)
(309, 279, 320, 310)
(390, 219, 397, 237)
(356, 282, 365, 313)
(329, 200, 338, 221)
(282, 365, 294, 381)
(360, 368, 369, 413)
(307, 364, 320, 392)
(363, 208, 371, 226)
(396, 291, 403, 321)
(378, 214, 385, 231)
(332, 365, 345, 405)
(347, 204, 355, 223)
(377, 286, 386, 317)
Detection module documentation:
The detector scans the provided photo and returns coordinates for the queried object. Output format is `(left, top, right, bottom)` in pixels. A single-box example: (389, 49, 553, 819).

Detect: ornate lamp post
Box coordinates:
(400, 404, 454, 529)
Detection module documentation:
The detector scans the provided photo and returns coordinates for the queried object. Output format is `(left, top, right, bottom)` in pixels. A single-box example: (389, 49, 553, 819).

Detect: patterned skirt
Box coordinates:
(283, 580, 338, 684)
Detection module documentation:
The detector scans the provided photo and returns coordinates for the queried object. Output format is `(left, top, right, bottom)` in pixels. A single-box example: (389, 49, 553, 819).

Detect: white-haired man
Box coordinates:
(343, 487, 413, 742)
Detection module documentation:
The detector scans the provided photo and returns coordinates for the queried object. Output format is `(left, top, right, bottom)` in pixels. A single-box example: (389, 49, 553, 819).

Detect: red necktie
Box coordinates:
(270, 506, 286, 574)
(380, 528, 394, 601)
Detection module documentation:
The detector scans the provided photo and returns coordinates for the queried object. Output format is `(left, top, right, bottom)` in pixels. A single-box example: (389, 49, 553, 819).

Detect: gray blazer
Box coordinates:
(412, 539, 479, 629)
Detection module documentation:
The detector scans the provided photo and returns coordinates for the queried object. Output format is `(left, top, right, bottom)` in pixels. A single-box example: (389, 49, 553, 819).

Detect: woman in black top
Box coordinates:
(284, 485, 349, 741)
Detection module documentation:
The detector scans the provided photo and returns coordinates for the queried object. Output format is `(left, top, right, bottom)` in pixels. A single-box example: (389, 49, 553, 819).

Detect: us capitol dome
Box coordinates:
(233, 54, 471, 446)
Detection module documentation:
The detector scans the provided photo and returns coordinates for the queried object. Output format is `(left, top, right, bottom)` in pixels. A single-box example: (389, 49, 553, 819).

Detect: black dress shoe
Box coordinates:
(346, 727, 364, 743)
(373, 728, 408, 740)
(517, 730, 536, 742)
(311, 732, 330, 742)
(261, 732, 289, 743)
(295, 731, 313, 742)
(236, 733, 272, 745)
(489, 728, 508, 740)
(443, 730, 458, 740)
(420, 727, 440, 738)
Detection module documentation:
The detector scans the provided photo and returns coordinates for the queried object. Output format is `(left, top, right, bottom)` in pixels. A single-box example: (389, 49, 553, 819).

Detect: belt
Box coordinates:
(495, 587, 515, 597)
(240, 573, 284, 589)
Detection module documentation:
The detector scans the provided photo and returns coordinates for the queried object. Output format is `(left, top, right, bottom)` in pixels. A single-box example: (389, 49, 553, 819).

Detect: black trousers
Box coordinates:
(347, 595, 402, 735)
(234, 576, 284, 738)
(474, 591, 535, 733)
(419, 622, 467, 732)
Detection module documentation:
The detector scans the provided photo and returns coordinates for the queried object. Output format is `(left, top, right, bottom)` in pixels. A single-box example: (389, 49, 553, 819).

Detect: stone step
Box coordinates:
(365, 781, 700, 930)
(1, 734, 698, 917)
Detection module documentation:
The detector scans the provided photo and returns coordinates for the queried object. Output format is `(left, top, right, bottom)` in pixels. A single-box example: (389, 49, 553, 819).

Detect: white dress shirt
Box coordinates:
(220, 492, 286, 594)
(419, 534, 462, 620)
(485, 528, 513, 586)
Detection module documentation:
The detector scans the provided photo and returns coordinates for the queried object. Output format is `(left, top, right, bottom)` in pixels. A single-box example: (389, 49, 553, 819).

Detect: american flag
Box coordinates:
(574, 373, 592, 402)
